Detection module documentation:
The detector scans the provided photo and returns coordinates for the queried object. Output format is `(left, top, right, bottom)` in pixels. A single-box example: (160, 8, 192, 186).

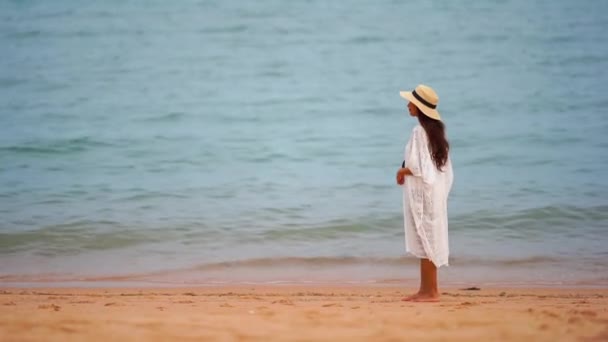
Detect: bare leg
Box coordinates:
(413, 258, 440, 301)
(402, 259, 440, 302)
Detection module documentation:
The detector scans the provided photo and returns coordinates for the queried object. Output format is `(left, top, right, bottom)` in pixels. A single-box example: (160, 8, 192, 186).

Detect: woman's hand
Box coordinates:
(396, 168, 406, 185)
(396, 167, 412, 185)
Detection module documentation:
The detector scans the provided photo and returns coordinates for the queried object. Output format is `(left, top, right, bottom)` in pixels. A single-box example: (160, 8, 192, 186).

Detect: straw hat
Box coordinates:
(399, 84, 441, 121)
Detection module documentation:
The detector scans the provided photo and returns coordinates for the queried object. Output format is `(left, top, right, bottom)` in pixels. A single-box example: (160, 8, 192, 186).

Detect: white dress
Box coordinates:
(402, 125, 454, 268)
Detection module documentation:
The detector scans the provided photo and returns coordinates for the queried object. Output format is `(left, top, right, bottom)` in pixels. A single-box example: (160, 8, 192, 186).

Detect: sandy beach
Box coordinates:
(1, 286, 607, 341)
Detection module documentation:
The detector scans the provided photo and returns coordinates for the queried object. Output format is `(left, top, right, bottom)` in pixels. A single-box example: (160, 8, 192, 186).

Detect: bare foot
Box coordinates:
(411, 293, 440, 302)
(401, 292, 421, 301)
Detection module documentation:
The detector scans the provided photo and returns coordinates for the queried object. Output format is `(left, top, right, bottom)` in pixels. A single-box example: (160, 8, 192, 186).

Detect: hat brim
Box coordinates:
(400, 91, 441, 121)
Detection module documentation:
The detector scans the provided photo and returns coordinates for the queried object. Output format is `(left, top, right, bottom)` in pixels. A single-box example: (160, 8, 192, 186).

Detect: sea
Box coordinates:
(1, 0, 607, 287)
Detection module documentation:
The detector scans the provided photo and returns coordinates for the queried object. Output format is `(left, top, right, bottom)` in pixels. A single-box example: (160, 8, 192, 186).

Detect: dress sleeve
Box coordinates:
(405, 126, 437, 185)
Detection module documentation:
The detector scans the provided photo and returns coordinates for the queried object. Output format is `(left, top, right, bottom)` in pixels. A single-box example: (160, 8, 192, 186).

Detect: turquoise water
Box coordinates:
(1, 0, 607, 286)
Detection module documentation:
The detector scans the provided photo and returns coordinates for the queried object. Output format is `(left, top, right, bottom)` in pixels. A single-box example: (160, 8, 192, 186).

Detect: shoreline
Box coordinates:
(3, 253, 607, 290)
(2, 269, 607, 289)
(1, 286, 607, 341)
(2, 281, 608, 290)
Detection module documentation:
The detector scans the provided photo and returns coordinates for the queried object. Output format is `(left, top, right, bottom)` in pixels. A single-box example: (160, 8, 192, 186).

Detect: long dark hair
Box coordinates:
(417, 109, 450, 171)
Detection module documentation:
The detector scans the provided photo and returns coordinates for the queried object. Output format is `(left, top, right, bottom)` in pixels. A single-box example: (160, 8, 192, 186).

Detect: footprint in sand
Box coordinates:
(272, 299, 294, 306)
(322, 303, 343, 307)
(242, 296, 263, 300)
(38, 304, 61, 311)
(580, 310, 598, 317)
(104, 302, 124, 307)
(541, 310, 560, 319)
(59, 326, 77, 333)
(455, 302, 475, 309)
(571, 309, 598, 317)
(3, 302, 16, 306)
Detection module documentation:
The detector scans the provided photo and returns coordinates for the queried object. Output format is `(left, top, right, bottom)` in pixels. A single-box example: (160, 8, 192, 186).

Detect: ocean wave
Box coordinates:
(451, 205, 608, 233)
(2, 205, 605, 256)
(0, 137, 113, 156)
(198, 25, 249, 34)
(191, 256, 417, 270)
(345, 36, 385, 45)
(0, 221, 172, 255)
(3, 30, 42, 39)
(259, 220, 396, 241)
(252, 204, 608, 242)
(0, 255, 584, 284)
(187, 255, 587, 271)
(117, 191, 190, 201)
(0, 77, 27, 88)
(139, 112, 186, 122)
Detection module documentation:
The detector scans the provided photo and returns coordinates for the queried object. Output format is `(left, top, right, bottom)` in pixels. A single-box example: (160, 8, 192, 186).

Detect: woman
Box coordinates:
(396, 84, 453, 302)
